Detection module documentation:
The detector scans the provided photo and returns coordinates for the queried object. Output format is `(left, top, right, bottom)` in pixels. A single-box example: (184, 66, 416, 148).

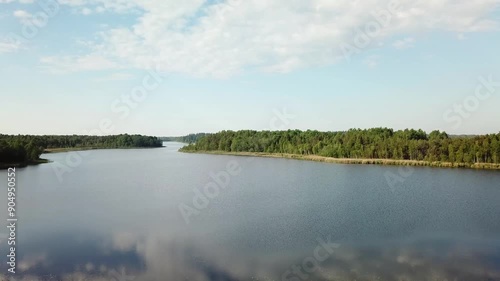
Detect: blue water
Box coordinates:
(0, 142, 499, 280)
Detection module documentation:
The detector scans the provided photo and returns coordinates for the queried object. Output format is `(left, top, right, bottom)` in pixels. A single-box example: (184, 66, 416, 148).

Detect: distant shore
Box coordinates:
(1, 146, 165, 169)
(1, 134, 165, 169)
(180, 150, 500, 170)
(43, 146, 165, 153)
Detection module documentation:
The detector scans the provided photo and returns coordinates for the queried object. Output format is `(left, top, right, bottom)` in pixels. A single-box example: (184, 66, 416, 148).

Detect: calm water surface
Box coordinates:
(1, 142, 499, 280)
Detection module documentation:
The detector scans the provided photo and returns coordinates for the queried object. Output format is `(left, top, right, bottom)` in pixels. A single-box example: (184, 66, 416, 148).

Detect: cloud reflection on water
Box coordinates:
(2, 231, 499, 281)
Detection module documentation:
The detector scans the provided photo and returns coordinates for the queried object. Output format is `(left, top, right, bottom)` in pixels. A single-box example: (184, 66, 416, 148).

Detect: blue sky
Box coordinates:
(1, 0, 499, 136)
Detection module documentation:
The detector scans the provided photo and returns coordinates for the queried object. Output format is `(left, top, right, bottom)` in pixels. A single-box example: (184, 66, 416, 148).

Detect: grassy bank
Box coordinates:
(181, 150, 500, 170)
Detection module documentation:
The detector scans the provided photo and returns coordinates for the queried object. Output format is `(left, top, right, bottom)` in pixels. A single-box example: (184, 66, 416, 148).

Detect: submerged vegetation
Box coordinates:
(180, 128, 500, 169)
(0, 134, 163, 168)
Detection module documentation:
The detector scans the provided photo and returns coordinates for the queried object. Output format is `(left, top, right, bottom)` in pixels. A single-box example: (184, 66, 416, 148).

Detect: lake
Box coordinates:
(1, 141, 499, 281)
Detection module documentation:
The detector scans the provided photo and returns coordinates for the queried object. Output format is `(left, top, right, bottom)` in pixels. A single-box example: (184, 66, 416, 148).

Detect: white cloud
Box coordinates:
(393, 37, 416, 49)
(40, 0, 500, 77)
(39, 54, 122, 73)
(96, 72, 135, 81)
(13, 9, 29, 17)
(0, 0, 34, 3)
(12, 9, 48, 26)
(57, 0, 138, 13)
(364, 55, 381, 68)
(0, 39, 21, 53)
(81, 7, 92, 15)
(13, 9, 33, 24)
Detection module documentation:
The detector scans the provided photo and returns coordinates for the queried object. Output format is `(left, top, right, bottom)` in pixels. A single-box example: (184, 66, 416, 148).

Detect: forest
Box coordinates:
(0, 134, 163, 165)
(180, 128, 500, 164)
(160, 133, 209, 143)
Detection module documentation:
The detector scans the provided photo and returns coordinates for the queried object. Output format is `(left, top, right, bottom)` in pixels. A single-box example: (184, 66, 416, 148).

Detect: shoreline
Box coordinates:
(43, 146, 165, 154)
(180, 150, 500, 170)
(1, 146, 165, 169)
(0, 159, 49, 170)
(43, 147, 102, 153)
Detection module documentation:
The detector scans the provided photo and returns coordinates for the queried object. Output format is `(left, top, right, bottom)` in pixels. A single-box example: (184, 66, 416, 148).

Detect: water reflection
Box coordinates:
(2, 231, 500, 280)
(1, 143, 500, 281)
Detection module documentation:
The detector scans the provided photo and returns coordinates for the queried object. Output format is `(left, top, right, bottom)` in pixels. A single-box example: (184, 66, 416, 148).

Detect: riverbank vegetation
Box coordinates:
(180, 128, 500, 169)
(0, 134, 163, 168)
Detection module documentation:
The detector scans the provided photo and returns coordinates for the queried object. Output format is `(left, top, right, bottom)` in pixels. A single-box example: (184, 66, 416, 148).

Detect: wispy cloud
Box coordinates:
(393, 37, 416, 49)
(81, 7, 92, 15)
(0, 0, 34, 3)
(0, 39, 21, 53)
(364, 55, 381, 68)
(39, 54, 122, 74)
(95, 72, 135, 81)
(13, 9, 33, 24)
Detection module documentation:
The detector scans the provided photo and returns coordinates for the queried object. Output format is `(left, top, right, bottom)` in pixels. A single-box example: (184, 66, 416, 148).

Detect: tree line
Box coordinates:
(0, 134, 163, 164)
(180, 128, 500, 164)
(160, 133, 209, 143)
